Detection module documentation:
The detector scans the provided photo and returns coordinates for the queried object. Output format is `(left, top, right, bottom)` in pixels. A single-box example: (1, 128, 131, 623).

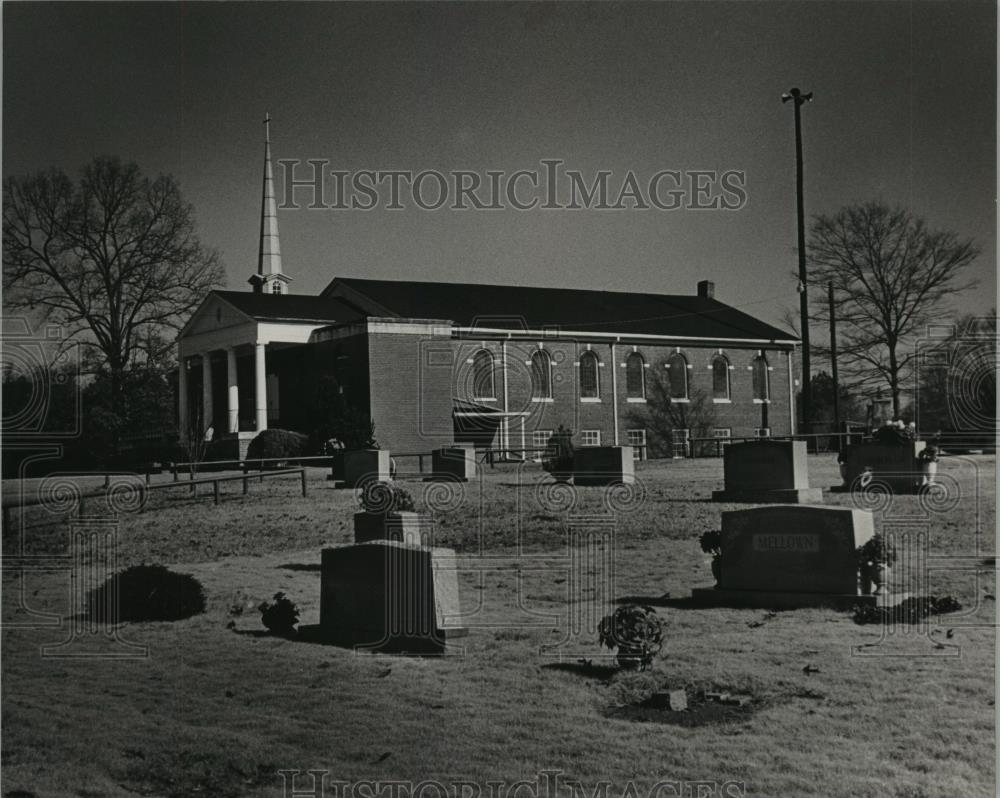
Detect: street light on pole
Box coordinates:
(782, 86, 813, 435)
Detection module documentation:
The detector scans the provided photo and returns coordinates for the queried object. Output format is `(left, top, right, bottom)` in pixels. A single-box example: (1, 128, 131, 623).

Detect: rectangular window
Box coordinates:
(581, 430, 601, 447)
(754, 427, 771, 438)
(712, 428, 732, 439)
(532, 429, 553, 460)
(670, 428, 689, 458)
(626, 429, 646, 460)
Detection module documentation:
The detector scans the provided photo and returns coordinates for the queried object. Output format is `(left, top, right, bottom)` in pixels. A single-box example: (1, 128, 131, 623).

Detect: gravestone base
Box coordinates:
(691, 586, 910, 610)
(711, 487, 824, 504)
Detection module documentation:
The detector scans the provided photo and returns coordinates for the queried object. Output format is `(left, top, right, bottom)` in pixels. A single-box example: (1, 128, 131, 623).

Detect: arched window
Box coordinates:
(752, 354, 770, 401)
(472, 349, 495, 399)
(579, 351, 600, 399)
(712, 355, 730, 400)
(666, 353, 688, 400)
(530, 350, 552, 399)
(625, 352, 645, 399)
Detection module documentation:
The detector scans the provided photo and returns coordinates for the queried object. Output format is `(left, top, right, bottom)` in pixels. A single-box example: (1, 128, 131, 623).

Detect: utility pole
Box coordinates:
(782, 87, 813, 434)
(828, 280, 840, 435)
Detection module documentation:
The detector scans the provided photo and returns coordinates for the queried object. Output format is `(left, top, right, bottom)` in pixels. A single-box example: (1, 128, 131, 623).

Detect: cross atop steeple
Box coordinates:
(249, 112, 291, 295)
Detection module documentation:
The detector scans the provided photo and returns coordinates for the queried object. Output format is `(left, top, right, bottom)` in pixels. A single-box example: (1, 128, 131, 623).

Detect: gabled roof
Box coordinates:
(212, 290, 361, 324)
(324, 278, 797, 343)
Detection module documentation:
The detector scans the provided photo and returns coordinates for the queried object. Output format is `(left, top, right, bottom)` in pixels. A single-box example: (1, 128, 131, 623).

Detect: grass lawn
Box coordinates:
(2, 454, 995, 798)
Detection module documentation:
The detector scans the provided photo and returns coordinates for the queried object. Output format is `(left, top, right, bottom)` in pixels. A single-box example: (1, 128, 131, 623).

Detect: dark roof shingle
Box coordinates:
(213, 290, 361, 324)
(325, 278, 796, 343)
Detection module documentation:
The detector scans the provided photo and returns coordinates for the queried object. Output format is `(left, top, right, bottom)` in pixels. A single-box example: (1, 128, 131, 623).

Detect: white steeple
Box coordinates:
(249, 112, 291, 295)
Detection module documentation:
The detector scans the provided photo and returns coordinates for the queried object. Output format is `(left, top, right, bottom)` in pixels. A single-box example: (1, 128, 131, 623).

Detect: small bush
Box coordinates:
(88, 564, 206, 623)
(359, 480, 416, 513)
(699, 530, 722, 557)
(259, 592, 299, 636)
(246, 429, 309, 461)
(598, 605, 666, 671)
(857, 533, 897, 566)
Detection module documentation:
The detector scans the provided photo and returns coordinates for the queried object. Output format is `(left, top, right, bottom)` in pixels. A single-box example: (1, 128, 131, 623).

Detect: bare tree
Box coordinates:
(3, 156, 225, 417)
(626, 372, 716, 458)
(807, 202, 978, 417)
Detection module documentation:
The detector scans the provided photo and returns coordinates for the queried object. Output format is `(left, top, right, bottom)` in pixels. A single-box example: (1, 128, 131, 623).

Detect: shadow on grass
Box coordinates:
(278, 562, 321, 571)
(540, 661, 619, 680)
(615, 594, 707, 609)
(246, 624, 455, 657)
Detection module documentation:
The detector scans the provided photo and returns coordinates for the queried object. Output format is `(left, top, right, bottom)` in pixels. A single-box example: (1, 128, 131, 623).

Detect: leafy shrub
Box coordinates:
(699, 530, 722, 557)
(259, 592, 299, 636)
(598, 605, 666, 670)
(699, 529, 723, 585)
(87, 564, 206, 623)
(359, 480, 416, 514)
(542, 425, 574, 476)
(246, 429, 309, 461)
(857, 533, 897, 566)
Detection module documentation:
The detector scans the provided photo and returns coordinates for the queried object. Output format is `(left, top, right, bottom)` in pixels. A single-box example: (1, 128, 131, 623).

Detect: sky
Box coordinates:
(3, 1, 996, 331)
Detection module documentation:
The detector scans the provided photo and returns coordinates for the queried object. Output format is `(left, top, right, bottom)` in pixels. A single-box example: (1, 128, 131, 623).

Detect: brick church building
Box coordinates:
(177, 122, 799, 459)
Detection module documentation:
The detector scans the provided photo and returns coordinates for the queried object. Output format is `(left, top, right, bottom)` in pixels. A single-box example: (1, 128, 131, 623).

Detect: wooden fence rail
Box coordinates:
(2, 468, 308, 528)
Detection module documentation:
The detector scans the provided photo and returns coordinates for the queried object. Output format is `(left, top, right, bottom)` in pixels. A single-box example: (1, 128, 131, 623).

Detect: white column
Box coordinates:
(178, 355, 189, 441)
(254, 343, 268, 432)
(201, 353, 214, 437)
(227, 347, 240, 434)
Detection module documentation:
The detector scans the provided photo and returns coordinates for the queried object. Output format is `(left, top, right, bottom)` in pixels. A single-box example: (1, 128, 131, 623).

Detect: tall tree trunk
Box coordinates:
(887, 342, 901, 418)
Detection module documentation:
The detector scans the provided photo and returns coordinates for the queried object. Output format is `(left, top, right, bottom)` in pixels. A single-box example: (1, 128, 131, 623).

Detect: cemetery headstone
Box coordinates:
(430, 445, 477, 482)
(836, 440, 927, 494)
(711, 440, 823, 503)
(573, 446, 635, 486)
(342, 449, 391, 489)
(691, 504, 903, 608)
(320, 541, 466, 652)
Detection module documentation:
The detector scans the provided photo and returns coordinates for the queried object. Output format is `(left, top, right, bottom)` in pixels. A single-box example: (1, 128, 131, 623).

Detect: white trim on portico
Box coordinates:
(176, 293, 338, 442)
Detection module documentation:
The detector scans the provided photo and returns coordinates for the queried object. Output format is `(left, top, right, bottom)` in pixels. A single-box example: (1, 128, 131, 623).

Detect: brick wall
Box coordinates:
(452, 337, 794, 458)
(367, 325, 455, 454)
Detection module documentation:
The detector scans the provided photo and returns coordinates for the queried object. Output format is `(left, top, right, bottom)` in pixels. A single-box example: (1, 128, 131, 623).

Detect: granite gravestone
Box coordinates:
(573, 446, 635, 486)
(692, 505, 880, 608)
(837, 440, 927, 494)
(430, 445, 477, 482)
(712, 440, 823, 503)
(342, 449, 392, 489)
(320, 541, 465, 652)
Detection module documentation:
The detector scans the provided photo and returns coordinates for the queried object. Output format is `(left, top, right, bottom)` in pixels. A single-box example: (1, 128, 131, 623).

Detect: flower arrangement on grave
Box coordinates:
(259, 592, 299, 636)
(359, 480, 416, 514)
(699, 529, 723, 585)
(856, 534, 897, 595)
(917, 441, 940, 463)
(598, 604, 665, 671)
(872, 420, 917, 446)
(542, 425, 574, 481)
